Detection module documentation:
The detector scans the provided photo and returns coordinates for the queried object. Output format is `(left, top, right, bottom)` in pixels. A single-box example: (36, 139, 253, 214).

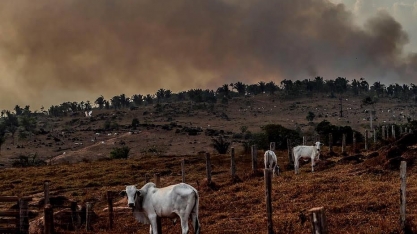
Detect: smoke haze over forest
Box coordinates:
(1, 0, 417, 110)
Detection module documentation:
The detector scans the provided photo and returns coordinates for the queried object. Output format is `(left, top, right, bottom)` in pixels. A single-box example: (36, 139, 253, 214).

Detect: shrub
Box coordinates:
(131, 118, 140, 130)
(210, 136, 231, 154)
(110, 146, 130, 159)
(12, 153, 46, 167)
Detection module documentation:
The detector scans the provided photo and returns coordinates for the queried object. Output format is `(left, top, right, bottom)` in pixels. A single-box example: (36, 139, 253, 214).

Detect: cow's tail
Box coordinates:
(191, 189, 200, 234)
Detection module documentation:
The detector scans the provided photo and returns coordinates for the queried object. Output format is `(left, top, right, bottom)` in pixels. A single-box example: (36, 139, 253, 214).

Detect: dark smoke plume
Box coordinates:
(0, 0, 415, 109)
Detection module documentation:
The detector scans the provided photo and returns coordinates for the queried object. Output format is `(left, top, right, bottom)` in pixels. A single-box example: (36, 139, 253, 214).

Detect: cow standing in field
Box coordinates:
(264, 150, 279, 176)
(120, 182, 200, 234)
(293, 142, 323, 174)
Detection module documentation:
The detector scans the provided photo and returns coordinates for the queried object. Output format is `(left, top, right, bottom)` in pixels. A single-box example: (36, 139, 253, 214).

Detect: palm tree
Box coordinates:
(132, 94, 143, 106)
(156, 89, 165, 103)
(14, 105, 22, 116)
(111, 96, 122, 109)
(372, 82, 385, 97)
(233, 82, 246, 95)
(95, 95, 105, 109)
(359, 78, 369, 93)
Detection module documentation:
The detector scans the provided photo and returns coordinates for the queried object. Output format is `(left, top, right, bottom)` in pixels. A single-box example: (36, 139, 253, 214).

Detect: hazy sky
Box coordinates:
(1, 0, 417, 111)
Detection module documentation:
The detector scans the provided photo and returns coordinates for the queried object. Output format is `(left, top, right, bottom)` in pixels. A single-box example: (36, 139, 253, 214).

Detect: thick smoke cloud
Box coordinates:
(0, 0, 416, 110)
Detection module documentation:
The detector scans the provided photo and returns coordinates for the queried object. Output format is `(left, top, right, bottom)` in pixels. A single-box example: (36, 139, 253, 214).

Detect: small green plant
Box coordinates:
(210, 135, 231, 154)
(110, 146, 130, 159)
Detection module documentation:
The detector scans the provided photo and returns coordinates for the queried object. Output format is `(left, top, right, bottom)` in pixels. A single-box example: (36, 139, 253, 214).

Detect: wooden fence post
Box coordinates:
(44, 180, 50, 205)
(19, 198, 29, 234)
(181, 159, 185, 183)
(400, 161, 407, 231)
(270, 142, 275, 151)
(86, 202, 92, 231)
(206, 153, 212, 185)
(373, 129, 376, 143)
(107, 191, 114, 230)
(303, 136, 306, 145)
(251, 145, 257, 173)
(154, 173, 160, 187)
(329, 133, 333, 153)
(71, 201, 79, 229)
(264, 169, 274, 234)
(392, 125, 396, 139)
(342, 134, 346, 154)
(231, 147, 236, 179)
(44, 204, 54, 234)
(287, 139, 293, 166)
(309, 207, 328, 234)
(365, 130, 368, 151)
(382, 126, 386, 140)
(352, 132, 356, 153)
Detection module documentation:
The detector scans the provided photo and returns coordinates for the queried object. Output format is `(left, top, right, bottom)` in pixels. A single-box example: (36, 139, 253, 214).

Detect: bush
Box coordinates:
(110, 146, 130, 159)
(210, 136, 231, 154)
(12, 153, 46, 167)
(131, 118, 140, 130)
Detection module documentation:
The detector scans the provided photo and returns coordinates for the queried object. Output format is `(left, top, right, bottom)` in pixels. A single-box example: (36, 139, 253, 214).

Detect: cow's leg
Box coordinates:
(148, 215, 159, 234)
(179, 213, 190, 234)
(311, 156, 315, 172)
(294, 158, 299, 174)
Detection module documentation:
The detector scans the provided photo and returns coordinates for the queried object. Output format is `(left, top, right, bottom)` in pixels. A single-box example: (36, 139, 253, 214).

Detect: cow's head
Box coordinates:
(120, 185, 143, 209)
(314, 142, 323, 152)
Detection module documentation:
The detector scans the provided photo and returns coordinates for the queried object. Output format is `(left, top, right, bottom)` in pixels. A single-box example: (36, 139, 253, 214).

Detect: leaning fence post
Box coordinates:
(205, 153, 212, 185)
(342, 134, 346, 154)
(107, 191, 114, 230)
(264, 169, 274, 234)
(400, 161, 407, 231)
(19, 198, 29, 234)
(309, 207, 328, 234)
(44, 204, 54, 234)
(231, 147, 236, 179)
(251, 145, 257, 173)
(181, 159, 186, 183)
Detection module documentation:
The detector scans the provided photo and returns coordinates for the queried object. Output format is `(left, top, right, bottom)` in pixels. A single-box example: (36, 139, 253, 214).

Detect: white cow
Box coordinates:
(264, 150, 279, 176)
(120, 182, 200, 234)
(293, 142, 323, 174)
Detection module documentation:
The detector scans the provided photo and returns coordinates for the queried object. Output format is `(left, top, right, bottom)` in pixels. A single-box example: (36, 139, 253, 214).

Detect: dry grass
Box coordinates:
(1, 93, 417, 233)
(0, 149, 417, 233)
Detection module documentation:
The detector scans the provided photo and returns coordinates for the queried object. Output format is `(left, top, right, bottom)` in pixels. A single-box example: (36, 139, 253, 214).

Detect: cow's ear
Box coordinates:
(120, 190, 126, 197)
(137, 189, 145, 197)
